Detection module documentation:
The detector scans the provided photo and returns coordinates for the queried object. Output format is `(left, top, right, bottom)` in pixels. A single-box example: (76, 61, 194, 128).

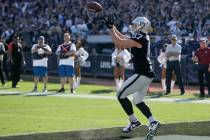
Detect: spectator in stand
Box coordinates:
(74, 38, 89, 89)
(165, 35, 185, 95)
(192, 38, 210, 98)
(31, 36, 52, 93)
(157, 44, 175, 92)
(0, 36, 5, 86)
(56, 32, 76, 94)
(1, 0, 210, 43)
(111, 47, 131, 91)
(7, 34, 25, 88)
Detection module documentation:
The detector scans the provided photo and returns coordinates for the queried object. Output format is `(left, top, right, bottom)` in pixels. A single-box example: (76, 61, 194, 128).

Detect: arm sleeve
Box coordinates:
(111, 50, 117, 66)
(178, 44, 182, 53)
(70, 43, 76, 52)
(46, 45, 52, 52)
(157, 53, 165, 64)
(0, 43, 5, 53)
(80, 48, 89, 61)
(2, 44, 5, 52)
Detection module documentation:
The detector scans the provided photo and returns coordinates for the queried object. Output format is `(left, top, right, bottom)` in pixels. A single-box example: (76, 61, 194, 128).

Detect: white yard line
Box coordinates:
(1, 90, 210, 104)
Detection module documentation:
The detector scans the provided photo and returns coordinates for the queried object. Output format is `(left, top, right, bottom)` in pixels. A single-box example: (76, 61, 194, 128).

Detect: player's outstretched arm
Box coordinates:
(104, 16, 142, 49)
(113, 26, 128, 39)
(110, 27, 141, 49)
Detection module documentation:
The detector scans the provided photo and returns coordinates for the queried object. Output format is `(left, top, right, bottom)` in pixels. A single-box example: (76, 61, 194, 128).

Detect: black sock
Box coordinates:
(136, 102, 152, 119)
(118, 98, 134, 116)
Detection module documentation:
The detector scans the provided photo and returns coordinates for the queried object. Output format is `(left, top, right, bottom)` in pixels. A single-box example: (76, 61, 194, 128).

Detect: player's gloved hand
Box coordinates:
(103, 15, 113, 29)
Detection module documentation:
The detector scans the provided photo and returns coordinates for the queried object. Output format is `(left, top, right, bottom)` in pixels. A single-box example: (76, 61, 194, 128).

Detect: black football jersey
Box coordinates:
(130, 32, 155, 78)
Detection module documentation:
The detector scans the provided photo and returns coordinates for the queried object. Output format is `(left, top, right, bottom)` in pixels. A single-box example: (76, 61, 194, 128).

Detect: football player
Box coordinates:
(104, 16, 160, 136)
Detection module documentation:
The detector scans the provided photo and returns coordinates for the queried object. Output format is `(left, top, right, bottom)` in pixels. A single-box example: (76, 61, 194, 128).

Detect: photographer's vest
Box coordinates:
(60, 43, 71, 59)
(33, 45, 48, 60)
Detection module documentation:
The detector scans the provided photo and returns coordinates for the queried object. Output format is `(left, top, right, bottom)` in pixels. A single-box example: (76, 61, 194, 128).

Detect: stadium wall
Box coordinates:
(24, 53, 198, 84)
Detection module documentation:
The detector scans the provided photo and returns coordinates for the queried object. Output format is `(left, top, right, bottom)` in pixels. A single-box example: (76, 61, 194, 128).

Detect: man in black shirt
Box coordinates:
(8, 35, 25, 88)
(104, 16, 160, 137)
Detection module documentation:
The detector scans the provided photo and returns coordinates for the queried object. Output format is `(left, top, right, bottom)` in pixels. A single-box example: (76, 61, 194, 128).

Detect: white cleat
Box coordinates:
(146, 121, 160, 138)
(42, 88, 47, 93)
(122, 120, 141, 133)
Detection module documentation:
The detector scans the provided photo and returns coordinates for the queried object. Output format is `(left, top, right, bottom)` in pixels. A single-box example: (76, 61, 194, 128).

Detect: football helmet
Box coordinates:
(130, 17, 151, 33)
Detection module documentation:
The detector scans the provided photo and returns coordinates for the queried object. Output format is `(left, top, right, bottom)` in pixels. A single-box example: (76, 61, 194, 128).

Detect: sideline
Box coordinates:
(0, 90, 210, 104)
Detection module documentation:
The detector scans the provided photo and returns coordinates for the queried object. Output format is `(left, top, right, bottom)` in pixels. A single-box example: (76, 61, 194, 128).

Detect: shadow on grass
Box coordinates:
(48, 89, 60, 92)
(90, 89, 113, 94)
(0, 87, 13, 90)
(0, 92, 25, 96)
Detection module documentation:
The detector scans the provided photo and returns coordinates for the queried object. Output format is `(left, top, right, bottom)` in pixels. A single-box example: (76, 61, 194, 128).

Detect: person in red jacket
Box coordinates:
(8, 34, 25, 88)
(192, 38, 210, 97)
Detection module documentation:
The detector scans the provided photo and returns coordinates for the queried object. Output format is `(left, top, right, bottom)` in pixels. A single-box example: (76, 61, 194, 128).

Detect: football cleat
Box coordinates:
(146, 121, 160, 138)
(42, 88, 47, 93)
(122, 120, 141, 133)
(70, 89, 76, 94)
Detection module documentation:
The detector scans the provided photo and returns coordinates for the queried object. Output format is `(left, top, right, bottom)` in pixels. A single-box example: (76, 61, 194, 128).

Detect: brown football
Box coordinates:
(87, 2, 102, 12)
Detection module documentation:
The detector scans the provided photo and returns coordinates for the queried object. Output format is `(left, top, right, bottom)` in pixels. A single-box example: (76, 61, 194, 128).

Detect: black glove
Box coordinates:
(103, 16, 113, 29)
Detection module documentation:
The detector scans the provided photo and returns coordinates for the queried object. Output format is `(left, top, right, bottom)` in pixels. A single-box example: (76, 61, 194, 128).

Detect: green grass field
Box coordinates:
(0, 81, 210, 136)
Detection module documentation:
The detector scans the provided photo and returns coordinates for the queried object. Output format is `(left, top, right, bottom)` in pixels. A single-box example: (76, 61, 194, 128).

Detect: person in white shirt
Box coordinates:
(31, 36, 52, 92)
(165, 35, 185, 95)
(74, 39, 89, 89)
(56, 33, 76, 94)
(112, 47, 131, 91)
(0, 37, 5, 86)
(157, 44, 175, 92)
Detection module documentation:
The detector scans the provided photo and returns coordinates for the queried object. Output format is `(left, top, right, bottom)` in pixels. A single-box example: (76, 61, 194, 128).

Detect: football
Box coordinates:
(86, 2, 102, 12)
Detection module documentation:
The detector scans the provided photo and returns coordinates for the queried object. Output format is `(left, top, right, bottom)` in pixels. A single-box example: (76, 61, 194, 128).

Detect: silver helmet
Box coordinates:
(130, 17, 151, 33)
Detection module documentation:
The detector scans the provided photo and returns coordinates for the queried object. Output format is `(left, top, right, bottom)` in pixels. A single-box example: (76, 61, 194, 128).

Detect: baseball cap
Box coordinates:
(199, 37, 207, 42)
(38, 36, 45, 40)
(171, 35, 177, 40)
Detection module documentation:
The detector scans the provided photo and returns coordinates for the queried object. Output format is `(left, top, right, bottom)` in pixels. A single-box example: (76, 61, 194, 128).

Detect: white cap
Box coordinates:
(199, 37, 207, 42)
(171, 35, 177, 40)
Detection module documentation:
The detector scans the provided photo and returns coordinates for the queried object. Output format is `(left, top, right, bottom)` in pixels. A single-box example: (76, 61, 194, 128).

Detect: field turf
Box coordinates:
(0, 81, 210, 136)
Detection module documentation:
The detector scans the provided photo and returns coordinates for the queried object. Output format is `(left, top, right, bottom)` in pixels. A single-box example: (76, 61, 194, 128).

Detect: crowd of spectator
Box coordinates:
(0, 0, 209, 53)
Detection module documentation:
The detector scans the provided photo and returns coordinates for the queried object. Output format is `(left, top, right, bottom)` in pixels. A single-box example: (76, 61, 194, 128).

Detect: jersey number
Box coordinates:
(131, 33, 143, 40)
